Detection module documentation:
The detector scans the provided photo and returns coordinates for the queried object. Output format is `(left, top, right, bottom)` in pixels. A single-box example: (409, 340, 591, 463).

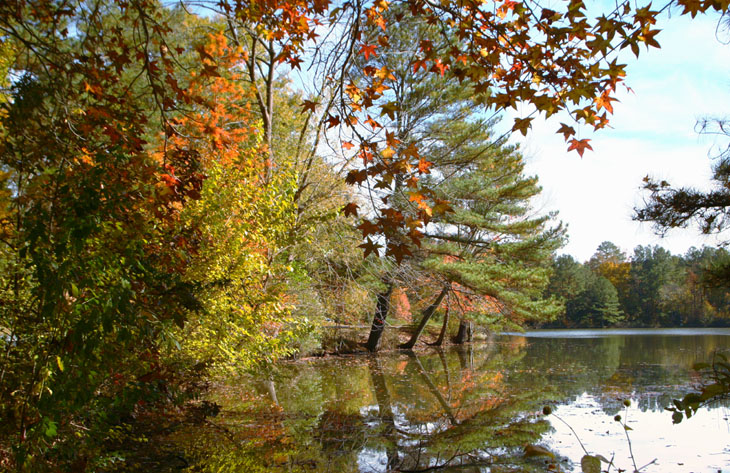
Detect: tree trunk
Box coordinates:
(454, 319, 472, 344)
(264, 378, 279, 406)
(430, 294, 450, 347)
(408, 352, 458, 425)
(368, 357, 399, 469)
(399, 286, 449, 349)
(366, 283, 394, 352)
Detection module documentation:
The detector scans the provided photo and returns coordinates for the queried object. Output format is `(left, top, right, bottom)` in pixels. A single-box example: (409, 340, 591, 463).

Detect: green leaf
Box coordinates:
(581, 454, 601, 473)
(56, 356, 64, 372)
(43, 419, 58, 438)
(701, 383, 725, 399)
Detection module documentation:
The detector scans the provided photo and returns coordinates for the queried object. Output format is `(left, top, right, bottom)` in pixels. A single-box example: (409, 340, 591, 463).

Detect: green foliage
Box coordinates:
(176, 158, 300, 372)
(0, 10, 306, 470)
(565, 274, 624, 327)
(0, 70, 199, 468)
(545, 242, 730, 328)
(359, 10, 565, 338)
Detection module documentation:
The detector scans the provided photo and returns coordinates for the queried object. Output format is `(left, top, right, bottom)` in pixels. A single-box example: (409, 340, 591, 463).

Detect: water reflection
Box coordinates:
(161, 329, 730, 472)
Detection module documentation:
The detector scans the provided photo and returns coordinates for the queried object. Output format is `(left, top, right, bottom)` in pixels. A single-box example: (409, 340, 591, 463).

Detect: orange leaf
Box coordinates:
(359, 44, 377, 60)
(430, 59, 449, 76)
(412, 59, 429, 73)
(595, 91, 617, 114)
(567, 138, 593, 157)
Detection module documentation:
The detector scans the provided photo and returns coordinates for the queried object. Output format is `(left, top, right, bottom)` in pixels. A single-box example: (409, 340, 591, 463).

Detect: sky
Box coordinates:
(510, 11, 730, 262)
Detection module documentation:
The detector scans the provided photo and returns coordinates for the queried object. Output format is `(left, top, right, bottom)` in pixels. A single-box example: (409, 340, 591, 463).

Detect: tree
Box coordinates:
(348, 10, 564, 349)
(2, 0, 729, 466)
(566, 273, 624, 327)
(546, 255, 586, 302)
(637, 140, 730, 237)
(587, 241, 632, 313)
(626, 245, 682, 326)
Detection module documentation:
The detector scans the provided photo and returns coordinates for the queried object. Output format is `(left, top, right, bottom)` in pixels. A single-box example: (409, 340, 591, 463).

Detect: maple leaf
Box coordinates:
(385, 130, 401, 148)
(512, 117, 533, 136)
(556, 123, 576, 140)
(374, 66, 395, 80)
(342, 141, 355, 150)
(194, 43, 214, 61)
(412, 59, 429, 73)
(359, 44, 378, 60)
(342, 202, 359, 217)
(681, 0, 702, 17)
(364, 115, 381, 129)
(359, 238, 382, 258)
(430, 59, 449, 76)
(345, 169, 368, 185)
(639, 28, 661, 49)
(418, 158, 432, 174)
(358, 220, 381, 237)
(382, 147, 395, 159)
(401, 143, 420, 159)
(409, 191, 426, 205)
(388, 243, 412, 264)
(301, 99, 319, 113)
(567, 138, 593, 157)
(360, 149, 374, 164)
(288, 55, 304, 70)
(380, 102, 399, 120)
(326, 114, 341, 128)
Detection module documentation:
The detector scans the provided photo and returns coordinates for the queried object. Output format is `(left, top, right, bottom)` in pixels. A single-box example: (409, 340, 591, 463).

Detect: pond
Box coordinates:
(162, 329, 730, 472)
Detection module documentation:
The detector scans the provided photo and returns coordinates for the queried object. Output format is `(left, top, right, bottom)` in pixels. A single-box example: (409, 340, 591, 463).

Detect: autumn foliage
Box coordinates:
(1, 0, 729, 468)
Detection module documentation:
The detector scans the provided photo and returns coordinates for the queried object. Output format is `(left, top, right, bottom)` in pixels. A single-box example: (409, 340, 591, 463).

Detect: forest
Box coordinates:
(1, 0, 729, 470)
(543, 242, 730, 329)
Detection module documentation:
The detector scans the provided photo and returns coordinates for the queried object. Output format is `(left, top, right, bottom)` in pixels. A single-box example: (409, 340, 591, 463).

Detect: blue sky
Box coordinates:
(514, 11, 730, 262)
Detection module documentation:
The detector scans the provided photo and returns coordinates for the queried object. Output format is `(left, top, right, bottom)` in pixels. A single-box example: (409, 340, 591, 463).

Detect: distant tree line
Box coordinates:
(541, 241, 730, 328)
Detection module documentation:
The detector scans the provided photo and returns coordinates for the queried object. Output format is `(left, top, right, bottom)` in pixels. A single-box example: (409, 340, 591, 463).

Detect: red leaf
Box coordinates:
(359, 238, 382, 258)
(301, 99, 319, 113)
(343, 202, 359, 217)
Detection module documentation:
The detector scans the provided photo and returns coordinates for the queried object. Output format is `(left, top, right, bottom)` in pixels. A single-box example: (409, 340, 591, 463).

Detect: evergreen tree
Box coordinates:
(352, 10, 565, 348)
(412, 132, 566, 340)
(566, 274, 624, 327)
(627, 245, 682, 326)
(546, 255, 586, 302)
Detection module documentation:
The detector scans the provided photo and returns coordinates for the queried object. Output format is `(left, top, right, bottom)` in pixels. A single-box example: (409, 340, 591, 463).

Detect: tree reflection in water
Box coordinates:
(145, 329, 730, 472)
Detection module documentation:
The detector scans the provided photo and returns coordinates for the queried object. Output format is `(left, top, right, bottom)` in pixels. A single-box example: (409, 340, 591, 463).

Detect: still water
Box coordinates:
(170, 329, 730, 472)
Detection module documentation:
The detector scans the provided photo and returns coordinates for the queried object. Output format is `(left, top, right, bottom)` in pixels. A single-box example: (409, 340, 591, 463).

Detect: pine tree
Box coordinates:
(354, 9, 565, 349)
(402, 122, 565, 346)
